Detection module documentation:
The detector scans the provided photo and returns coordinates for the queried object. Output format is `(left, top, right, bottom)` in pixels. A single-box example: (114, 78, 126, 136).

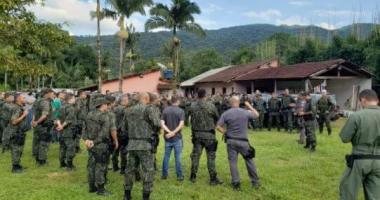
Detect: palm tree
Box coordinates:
(145, 0, 205, 86)
(104, 0, 152, 92)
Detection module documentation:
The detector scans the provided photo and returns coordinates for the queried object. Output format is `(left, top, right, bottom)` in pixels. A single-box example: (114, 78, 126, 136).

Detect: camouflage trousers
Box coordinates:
(0, 119, 4, 145)
(305, 120, 316, 147)
(87, 143, 110, 186)
(318, 113, 332, 134)
(268, 112, 281, 130)
(253, 111, 265, 129)
(2, 125, 11, 151)
(190, 138, 218, 179)
(125, 150, 154, 193)
(112, 142, 127, 169)
(282, 110, 294, 131)
(10, 132, 26, 165)
(32, 126, 51, 161)
(59, 137, 76, 163)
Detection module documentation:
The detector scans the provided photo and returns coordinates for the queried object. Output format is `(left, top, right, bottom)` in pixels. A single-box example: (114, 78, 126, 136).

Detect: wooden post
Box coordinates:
(274, 80, 277, 93)
(305, 79, 309, 92)
(251, 81, 255, 94)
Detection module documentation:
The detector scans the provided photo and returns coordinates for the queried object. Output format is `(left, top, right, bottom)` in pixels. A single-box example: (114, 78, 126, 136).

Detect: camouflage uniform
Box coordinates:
(268, 98, 282, 131)
(252, 96, 266, 129)
(295, 98, 306, 144)
(7, 103, 28, 172)
(303, 99, 317, 151)
(1, 101, 14, 151)
(59, 103, 77, 168)
(112, 104, 128, 172)
(189, 99, 222, 183)
(281, 95, 295, 132)
(75, 97, 88, 152)
(124, 103, 161, 198)
(145, 104, 161, 171)
(0, 99, 5, 146)
(32, 97, 54, 163)
(316, 96, 334, 135)
(83, 107, 114, 192)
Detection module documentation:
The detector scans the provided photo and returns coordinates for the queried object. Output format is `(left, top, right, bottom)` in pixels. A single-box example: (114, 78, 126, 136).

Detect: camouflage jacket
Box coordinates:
(83, 109, 113, 145)
(33, 98, 53, 127)
(1, 102, 14, 122)
(124, 103, 160, 151)
(6, 103, 23, 136)
(113, 105, 127, 133)
(253, 98, 266, 112)
(76, 98, 88, 122)
(268, 98, 281, 112)
(60, 104, 77, 138)
(145, 104, 161, 135)
(189, 100, 219, 139)
(316, 96, 334, 114)
(281, 95, 295, 110)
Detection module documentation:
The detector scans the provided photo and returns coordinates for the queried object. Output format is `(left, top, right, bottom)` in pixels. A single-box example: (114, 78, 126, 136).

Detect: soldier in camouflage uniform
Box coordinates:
(56, 94, 77, 170)
(112, 94, 129, 173)
(7, 93, 29, 173)
(252, 92, 266, 130)
(281, 89, 296, 133)
(32, 89, 55, 165)
(1, 93, 15, 152)
(301, 93, 317, 152)
(147, 93, 162, 171)
(0, 92, 5, 146)
(75, 90, 89, 153)
(189, 89, 223, 185)
(295, 93, 307, 144)
(316, 90, 334, 135)
(268, 93, 282, 132)
(123, 93, 161, 200)
(83, 96, 118, 196)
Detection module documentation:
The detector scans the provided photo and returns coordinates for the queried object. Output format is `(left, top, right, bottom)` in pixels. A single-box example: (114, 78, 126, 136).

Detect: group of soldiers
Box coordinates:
(0, 87, 336, 199)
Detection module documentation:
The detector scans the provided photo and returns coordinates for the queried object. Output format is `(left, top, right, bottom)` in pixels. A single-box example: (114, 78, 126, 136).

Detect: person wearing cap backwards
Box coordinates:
(339, 89, 380, 200)
(123, 92, 161, 200)
(7, 93, 29, 173)
(83, 96, 118, 196)
(32, 88, 55, 166)
(1, 92, 15, 152)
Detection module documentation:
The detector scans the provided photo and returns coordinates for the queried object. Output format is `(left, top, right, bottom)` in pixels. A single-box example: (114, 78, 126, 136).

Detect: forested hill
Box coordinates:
(75, 23, 376, 59)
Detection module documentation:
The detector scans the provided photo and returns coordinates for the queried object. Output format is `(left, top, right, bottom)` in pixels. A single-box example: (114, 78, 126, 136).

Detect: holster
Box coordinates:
(13, 133, 26, 146)
(244, 145, 256, 159)
(345, 155, 354, 168)
(151, 135, 160, 154)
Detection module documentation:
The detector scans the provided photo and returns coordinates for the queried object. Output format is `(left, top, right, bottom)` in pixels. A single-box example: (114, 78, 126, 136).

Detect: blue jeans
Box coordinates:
(162, 139, 183, 178)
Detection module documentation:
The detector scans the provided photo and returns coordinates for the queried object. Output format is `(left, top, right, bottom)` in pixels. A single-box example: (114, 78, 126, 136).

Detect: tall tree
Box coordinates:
(104, 0, 152, 92)
(145, 0, 205, 89)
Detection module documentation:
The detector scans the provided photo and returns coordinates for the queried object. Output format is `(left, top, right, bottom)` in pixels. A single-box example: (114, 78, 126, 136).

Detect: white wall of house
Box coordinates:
(326, 78, 372, 109)
(195, 82, 241, 95)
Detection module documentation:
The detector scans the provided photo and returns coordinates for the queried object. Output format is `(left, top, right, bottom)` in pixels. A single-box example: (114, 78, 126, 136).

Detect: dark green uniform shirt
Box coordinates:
(340, 105, 380, 154)
(189, 100, 219, 140)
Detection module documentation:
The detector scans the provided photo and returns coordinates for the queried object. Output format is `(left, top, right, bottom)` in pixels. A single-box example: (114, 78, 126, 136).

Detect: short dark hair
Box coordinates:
(359, 89, 378, 102)
(148, 93, 158, 103)
(171, 96, 179, 104)
(197, 89, 206, 98)
(64, 93, 75, 102)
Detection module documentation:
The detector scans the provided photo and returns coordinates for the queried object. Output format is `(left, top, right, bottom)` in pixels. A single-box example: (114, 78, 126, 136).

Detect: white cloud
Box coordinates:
(318, 22, 337, 30)
(289, 1, 312, 6)
(196, 18, 219, 29)
(202, 3, 223, 14)
(275, 16, 307, 26)
(28, 0, 146, 35)
(244, 9, 282, 21)
(313, 10, 359, 18)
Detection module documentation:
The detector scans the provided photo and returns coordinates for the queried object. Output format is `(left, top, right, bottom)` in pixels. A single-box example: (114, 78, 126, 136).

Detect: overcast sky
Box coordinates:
(28, 0, 379, 36)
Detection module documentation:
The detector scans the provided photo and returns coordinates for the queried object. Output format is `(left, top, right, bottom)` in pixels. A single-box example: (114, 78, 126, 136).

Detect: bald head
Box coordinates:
(229, 95, 240, 108)
(138, 92, 150, 105)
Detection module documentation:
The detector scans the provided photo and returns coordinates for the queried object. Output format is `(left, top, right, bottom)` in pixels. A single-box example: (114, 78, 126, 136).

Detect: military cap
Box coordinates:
(93, 97, 111, 108)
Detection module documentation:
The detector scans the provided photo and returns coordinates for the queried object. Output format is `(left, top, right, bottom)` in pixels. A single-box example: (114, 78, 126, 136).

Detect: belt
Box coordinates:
(224, 135, 249, 142)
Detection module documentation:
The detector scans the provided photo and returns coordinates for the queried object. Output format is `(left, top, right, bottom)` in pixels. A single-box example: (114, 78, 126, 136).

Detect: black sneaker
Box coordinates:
(252, 182, 261, 189)
(177, 176, 184, 182)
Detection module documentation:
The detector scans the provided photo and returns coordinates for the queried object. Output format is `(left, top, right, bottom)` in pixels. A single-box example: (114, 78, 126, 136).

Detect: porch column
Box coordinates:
(305, 79, 309, 92)
(274, 80, 277, 93)
(251, 81, 255, 94)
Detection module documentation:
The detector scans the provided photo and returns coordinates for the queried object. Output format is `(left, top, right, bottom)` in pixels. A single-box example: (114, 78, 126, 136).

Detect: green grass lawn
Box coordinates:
(0, 119, 357, 200)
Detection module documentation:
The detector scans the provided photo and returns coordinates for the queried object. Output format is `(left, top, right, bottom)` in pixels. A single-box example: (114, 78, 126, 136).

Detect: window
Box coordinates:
(212, 88, 216, 95)
(222, 87, 227, 94)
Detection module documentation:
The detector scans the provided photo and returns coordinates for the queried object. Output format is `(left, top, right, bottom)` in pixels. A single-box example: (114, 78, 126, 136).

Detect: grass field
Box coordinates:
(0, 119, 357, 200)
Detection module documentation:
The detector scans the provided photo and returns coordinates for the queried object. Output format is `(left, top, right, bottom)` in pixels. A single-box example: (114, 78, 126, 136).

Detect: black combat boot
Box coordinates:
(210, 175, 224, 186)
(303, 140, 310, 149)
(190, 173, 196, 183)
(232, 182, 241, 191)
(96, 184, 112, 196)
(143, 191, 150, 200)
(12, 165, 22, 173)
(89, 183, 97, 193)
(113, 164, 120, 172)
(60, 161, 67, 168)
(120, 166, 126, 175)
(66, 161, 75, 171)
(124, 190, 131, 200)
